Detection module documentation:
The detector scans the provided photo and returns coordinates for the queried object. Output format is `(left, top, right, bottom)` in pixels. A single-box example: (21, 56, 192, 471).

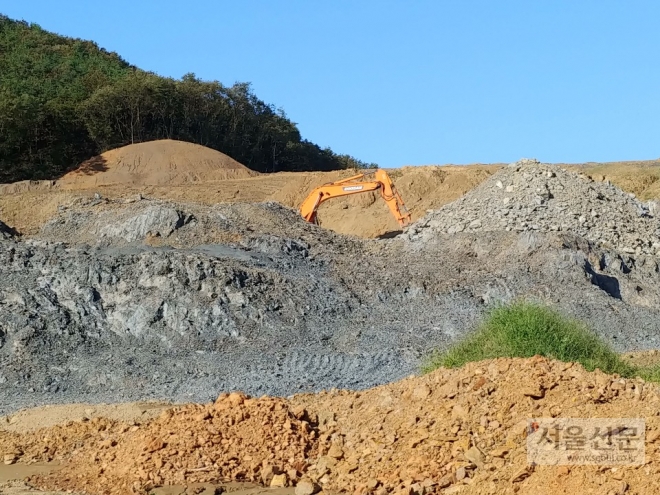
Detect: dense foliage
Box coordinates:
(0, 15, 376, 183)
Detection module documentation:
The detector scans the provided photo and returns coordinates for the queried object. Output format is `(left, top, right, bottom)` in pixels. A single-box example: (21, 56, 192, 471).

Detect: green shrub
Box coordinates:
(423, 301, 637, 377)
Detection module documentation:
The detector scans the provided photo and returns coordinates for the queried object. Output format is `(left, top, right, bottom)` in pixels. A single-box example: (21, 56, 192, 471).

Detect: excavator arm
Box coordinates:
(299, 169, 412, 227)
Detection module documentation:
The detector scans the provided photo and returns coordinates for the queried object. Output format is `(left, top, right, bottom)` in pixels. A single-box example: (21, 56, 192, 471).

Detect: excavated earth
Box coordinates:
(58, 140, 259, 187)
(1, 158, 660, 494)
(4, 357, 660, 495)
(0, 159, 660, 417)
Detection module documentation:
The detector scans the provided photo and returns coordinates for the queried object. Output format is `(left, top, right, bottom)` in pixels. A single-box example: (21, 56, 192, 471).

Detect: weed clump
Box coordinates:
(423, 301, 650, 378)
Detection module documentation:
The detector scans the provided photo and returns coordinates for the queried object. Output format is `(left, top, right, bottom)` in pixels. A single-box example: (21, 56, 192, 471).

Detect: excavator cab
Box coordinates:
(299, 169, 412, 227)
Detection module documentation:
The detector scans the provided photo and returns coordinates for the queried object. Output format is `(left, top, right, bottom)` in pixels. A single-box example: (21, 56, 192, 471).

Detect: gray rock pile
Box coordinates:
(97, 205, 192, 242)
(405, 158, 660, 255)
(2, 191, 660, 416)
(41, 200, 193, 245)
(37, 198, 347, 251)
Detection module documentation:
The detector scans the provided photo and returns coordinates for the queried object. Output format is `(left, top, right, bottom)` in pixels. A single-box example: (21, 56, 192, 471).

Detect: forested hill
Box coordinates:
(0, 15, 375, 183)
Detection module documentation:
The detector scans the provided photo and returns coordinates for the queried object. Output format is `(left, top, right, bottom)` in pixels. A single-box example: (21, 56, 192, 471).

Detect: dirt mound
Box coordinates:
(58, 140, 258, 188)
(294, 356, 659, 495)
(406, 158, 660, 256)
(0, 180, 58, 196)
(12, 394, 316, 494)
(4, 159, 660, 240)
(4, 357, 660, 495)
(0, 402, 171, 433)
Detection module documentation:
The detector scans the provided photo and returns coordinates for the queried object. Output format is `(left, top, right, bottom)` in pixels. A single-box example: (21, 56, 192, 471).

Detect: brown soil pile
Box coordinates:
(4, 357, 660, 495)
(6, 394, 315, 495)
(0, 402, 171, 434)
(58, 140, 258, 188)
(293, 356, 660, 495)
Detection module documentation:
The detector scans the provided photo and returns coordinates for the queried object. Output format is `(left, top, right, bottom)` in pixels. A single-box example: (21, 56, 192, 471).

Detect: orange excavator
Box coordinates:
(299, 169, 412, 227)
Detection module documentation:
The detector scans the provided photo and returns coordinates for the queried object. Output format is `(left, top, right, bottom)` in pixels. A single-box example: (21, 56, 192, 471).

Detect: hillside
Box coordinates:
(0, 15, 375, 183)
(0, 15, 132, 182)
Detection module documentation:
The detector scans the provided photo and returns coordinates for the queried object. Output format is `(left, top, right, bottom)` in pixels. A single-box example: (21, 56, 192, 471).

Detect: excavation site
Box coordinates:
(1, 137, 660, 494)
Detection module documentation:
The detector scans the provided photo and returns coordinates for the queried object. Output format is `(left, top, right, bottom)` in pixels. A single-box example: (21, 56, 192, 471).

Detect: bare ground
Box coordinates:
(2, 357, 660, 495)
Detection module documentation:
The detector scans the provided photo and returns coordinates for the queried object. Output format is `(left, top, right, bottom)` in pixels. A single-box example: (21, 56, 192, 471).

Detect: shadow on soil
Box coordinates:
(70, 155, 109, 176)
(377, 230, 403, 239)
(0, 221, 19, 237)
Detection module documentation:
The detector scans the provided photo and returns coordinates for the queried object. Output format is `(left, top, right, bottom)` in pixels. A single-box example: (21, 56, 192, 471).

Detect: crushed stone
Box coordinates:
(405, 158, 660, 256)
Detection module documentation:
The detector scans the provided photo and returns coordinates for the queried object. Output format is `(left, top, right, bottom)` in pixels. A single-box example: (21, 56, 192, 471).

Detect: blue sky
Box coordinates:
(4, 1, 660, 167)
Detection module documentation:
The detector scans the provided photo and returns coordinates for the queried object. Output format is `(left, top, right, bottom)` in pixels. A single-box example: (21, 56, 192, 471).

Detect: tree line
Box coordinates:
(0, 15, 376, 183)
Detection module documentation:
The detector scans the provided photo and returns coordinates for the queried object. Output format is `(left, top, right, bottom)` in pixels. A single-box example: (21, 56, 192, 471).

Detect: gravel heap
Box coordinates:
(3, 196, 660, 415)
(404, 158, 660, 255)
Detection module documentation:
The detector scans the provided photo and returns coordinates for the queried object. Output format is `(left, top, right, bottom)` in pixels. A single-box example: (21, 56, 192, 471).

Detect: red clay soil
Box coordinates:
(3, 357, 660, 495)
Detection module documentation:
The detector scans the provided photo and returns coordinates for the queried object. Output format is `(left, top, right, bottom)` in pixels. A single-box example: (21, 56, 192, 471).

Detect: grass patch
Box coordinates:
(423, 301, 660, 381)
(637, 366, 660, 383)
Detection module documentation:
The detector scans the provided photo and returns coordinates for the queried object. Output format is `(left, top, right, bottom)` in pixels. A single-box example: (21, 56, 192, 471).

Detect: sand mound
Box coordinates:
(5, 357, 660, 495)
(58, 140, 258, 188)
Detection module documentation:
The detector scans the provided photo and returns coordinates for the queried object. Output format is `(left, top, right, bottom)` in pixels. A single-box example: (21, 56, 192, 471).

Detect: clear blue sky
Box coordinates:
(4, 1, 660, 167)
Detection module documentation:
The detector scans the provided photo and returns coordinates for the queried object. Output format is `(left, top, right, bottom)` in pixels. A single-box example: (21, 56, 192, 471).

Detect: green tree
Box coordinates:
(0, 14, 378, 182)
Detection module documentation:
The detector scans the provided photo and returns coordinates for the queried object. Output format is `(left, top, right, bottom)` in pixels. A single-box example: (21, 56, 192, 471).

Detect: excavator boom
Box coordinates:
(299, 169, 412, 227)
